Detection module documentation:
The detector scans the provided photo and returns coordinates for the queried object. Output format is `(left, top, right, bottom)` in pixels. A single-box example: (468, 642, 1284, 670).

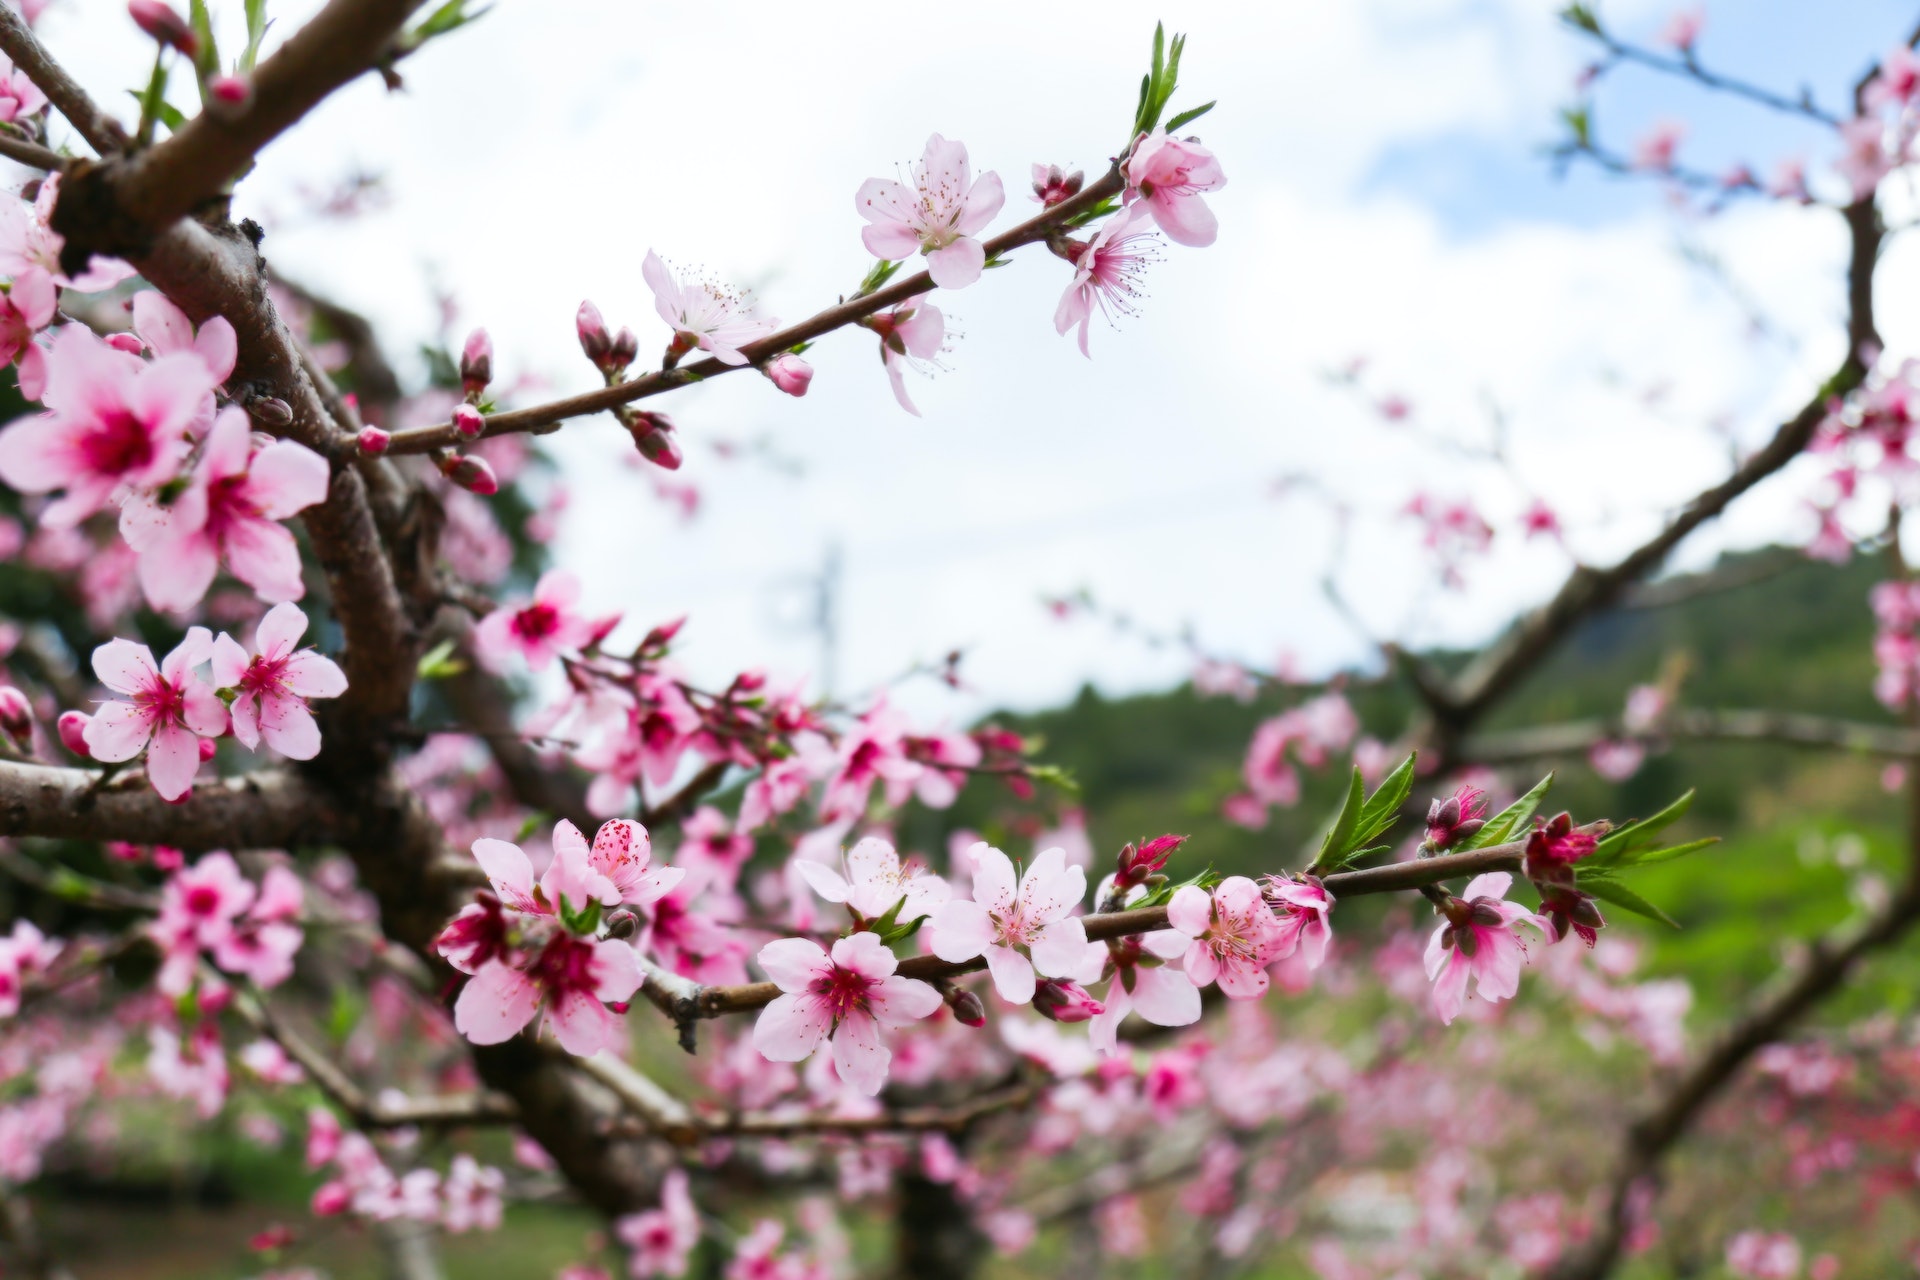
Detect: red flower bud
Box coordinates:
(197, 737, 217, 762)
(577, 300, 611, 367)
(460, 327, 492, 396)
(0, 686, 31, 746)
(610, 327, 638, 370)
(946, 986, 987, 1028)
(452, 403, 485, 438)
(627, 411, 683, 470)
(440, 453, 498, 495)
(128, 0, 197, 56)
(356, 426, 391, 455)
(1115, 832, 1187, 888)
(208, 74, 252, 110)
(1031, 163, 1084, 207)
(56, 710, 90, 758)
(1033, 978, 1105, 1024)
(1425, 784, 1488, 851)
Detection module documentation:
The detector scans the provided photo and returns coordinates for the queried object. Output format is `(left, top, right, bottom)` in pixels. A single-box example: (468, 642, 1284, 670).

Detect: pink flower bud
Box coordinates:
(249, 396, 293, 427)
(105, 332, 145, 354)
(452, 403, 485, 438)
(209, 74, 252, 109)
(1033, 978, 1105, 1024)
(56, 709, 90, 758)
(0, 686, 30, 745)
(640, 615, 687, 652)
(627, 411, 683, 471)
(356, 426, 391, 455)
(1424, 784, 1487, 851)
(460, 328, 492, 395)
(1031, 163, 1084, 207)
(441, 453, 499, 496)
(198, 737, 218, 762)
(128, 0, 197, 56)
(946, 986, 987, 1028)
(604, 908, 639, 941)
(610, 327, 638, 370)
(764, 353, 813, 397)
(310, 1182, 351, 1217)
(577, 300, 611, 365)
(152, 845, 183, 871)
(1115, 832, 1186, 890)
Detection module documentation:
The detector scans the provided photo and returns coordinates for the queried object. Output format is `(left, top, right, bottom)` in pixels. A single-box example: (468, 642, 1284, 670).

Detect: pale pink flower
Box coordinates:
(764, 353, 812, 397)
(1837, 115, 1894, 200)
(1124, 129, 1226, 248)
(1164, 877, 1283, 999)
(856, 134, 1005, 289)
(0, 326, 209, 527)
(121, 407, 330, 611)
(130, 289, 237, 384)
(821, 701, 923, 819)
(1266, 877, 1334, 970)
(474, 569, 593, 672)
(554, 816, 684, 908)
(1622, 683, 1667, 732)
(576, 678, 703, 816)
(1866, 46, 1920, 115)
(84, 628, 227, 800)
(1424, 872, 1551, 1025)
(1054, 204, 1161, 356)
(0, 267, 53, 368)
(642, 250, 776, 366)
(442, 1154, 505, 1233)
(147, 1023, 228, 1118)
(1658, 6, 1703, 52)
(866, 300, 946, 417)
(796, 836, 951, 922)
(749, 931, 941, 1096)
(0, 176, 136, 292)
(1589, 739, 1646, 782)
(213, 864, 304, 989)
(468, 830, 614, 919)
(209, 602, 346, 760)
(1725, 1230, 1803, 1280)
(453, 932, 644, 1056)
(0, 52, 44, 121)
(909, 729, 981, 808)
(926, 843, 1088, 1005)
(1632, 120, 1686, 172)
(738, 753, 813, 831)
(152, 851, 256, 995)
(1076, 933, 1202, 1056)
(615, 1167, 700, 1277)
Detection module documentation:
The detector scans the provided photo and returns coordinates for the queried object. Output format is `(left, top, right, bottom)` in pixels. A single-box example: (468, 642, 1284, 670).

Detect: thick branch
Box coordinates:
(0, 760, 340, 850)
(0, 6, 122, 153)
(381, 169, 1128, 454)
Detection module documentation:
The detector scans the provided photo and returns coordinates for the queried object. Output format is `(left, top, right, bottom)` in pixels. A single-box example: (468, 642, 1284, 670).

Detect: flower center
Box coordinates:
(83, 409, 156, 477)
(808, 964, 873, 1021)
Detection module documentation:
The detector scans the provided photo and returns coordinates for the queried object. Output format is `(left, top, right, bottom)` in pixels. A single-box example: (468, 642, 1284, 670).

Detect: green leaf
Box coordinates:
(1027, 763, 1080, 795)
(1164, 100, 1216, 133)
(1314, 767, 1366, 869)
(396, 0, 492, 55)
(1577, 874, 1679, 929)
(1587, 790, 1695, 868)
(415, 638, 465, 679)
(241, 0, 272, 73)
(1464, 772, 1553, 850)
(1351, 752, 1417, 850)
(187, 0, 220, 86)
(1610, 837, 1719, 869)
(1559, 3, 1603, 35)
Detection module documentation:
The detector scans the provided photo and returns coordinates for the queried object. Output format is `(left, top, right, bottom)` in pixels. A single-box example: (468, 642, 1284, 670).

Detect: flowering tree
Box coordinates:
(0, 3, 1917, 1279)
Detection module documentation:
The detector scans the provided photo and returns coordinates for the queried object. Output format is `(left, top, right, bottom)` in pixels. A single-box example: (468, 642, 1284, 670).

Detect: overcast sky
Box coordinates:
(35, 0, 1920, 721)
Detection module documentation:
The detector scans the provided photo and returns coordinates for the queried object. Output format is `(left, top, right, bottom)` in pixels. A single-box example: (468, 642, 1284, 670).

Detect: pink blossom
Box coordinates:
(1164, 877, 1283, 999)
(130, 289, 237, 384)
(926, 843, 1088, 1005)
(435, 894, 509, 975)
(559, 816, 684, 908)
(0, 325, 210, 527)
(1124, 129, 1226, 248)
(797, 836, 950, 922)
(1866, 46, 1920, 115)
(84, 628, 228, 800)
(1632, 120, 1686, 172)
(1054, 204, 1161, 356)
(209, 602, 347, 760)
(1725, 1230, 1802, 1280)
(1658, 6, 1704, 52)
(821, 701, 923, 820)
(1622, 683, 1668, 732)
(764, 353, 812, 397)
(1425, 783, 1487, 851)
(1083, 944, 1201, 1057)
(212, 864, 305, 988)
(856, 134, 1005, 289)
(0, 51, 44, 120)
(0, 176, 136, 292)
(739, 753, 813, 831)
(1520, 498, 1563, 541)
(1031, 163, 1083, 207)
(118, 402, 330, 609)
(576, 679, 703, 816)
(474, 570, 594, 673)
(1424, 872, 1550, 1024)
(147, 1023, 228, 1118)
(1265, 876, 1334, 970)
(615, 1167, 699, 1277)
(642, 251, 776, 366)
(467, 829, 614, 920)
(454, 932, 644, 1056)
(152, 851, 256, 995)
(907, 729, 980, 808)
(865, 301, 946, 417)
(0, 268, 53, 368)
(749, 931, 941, 1096)
(1589, 739, 1646, 782)
(1836, 116, 1892, 200)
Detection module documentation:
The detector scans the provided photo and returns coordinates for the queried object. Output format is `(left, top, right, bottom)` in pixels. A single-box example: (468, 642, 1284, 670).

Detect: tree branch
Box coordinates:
(1462, 707, 1920, 764)
(0, 6, 123, 154)
(380, 169, 1128, 455)
(0, 760, 342, 850)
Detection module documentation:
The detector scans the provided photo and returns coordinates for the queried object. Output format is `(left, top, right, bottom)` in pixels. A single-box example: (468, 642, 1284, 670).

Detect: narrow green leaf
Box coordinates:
(1315, 767, 1366, 868)
(187, 0, 219, 86)
(1588, 789, 1695, 868)
(1464, 772, 1553, 850)
(1352, 752, 1418, 849)
(1578, 875, 1680, 929)
(1164, 100, 1216, 133)
(1613, 837, 1719, 868)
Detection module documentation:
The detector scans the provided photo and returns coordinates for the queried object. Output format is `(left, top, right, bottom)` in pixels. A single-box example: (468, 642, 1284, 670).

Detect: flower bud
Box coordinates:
(452, 403, 485, 439)
(356, 426, 391, 455)
(1424, 784, 1487, 851)
(128, 0, 197, 56)
(764, 353, 813, 397)
(946, 986, 987, 1028)
(249, 396, 293, 428)
(209, 74, 252, 111)
(0, 686, 29, 745)
(610, 327, 638, 371)
(604, 908, 639, 941)
(105, 331, 145, 355)
(1033, 978, 1105, 1024)
(1031, 163, 1084, 207)
(1115, 832, 1186, 890)
(626, 411, 683, 471)
(460, 327, 492, 396)
(152, 845, 184, 871)
(577, 300, 611, 365)
(310, 1182, 351, 1217)
(56, 709, 90, 758)
(198, 737, 218, 762)
(440, 453, 499, 496)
